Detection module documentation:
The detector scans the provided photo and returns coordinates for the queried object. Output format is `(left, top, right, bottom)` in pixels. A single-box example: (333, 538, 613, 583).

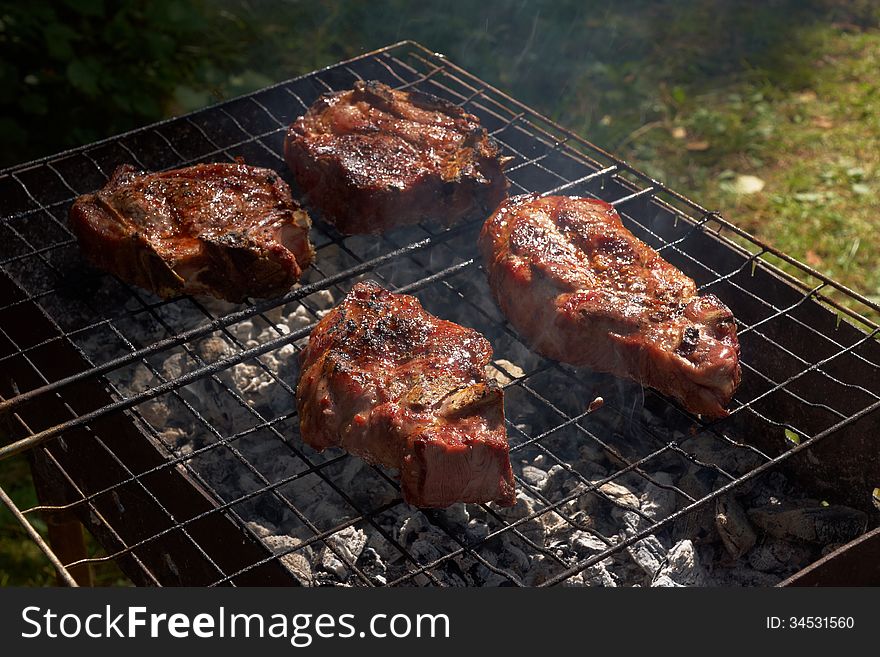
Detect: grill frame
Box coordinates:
(1, 40, 878, 587)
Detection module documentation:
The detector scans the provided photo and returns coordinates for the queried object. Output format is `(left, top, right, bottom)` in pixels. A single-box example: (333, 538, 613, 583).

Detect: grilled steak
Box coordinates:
(284, 80, 509, 234)
(479, 195, 741, 417)
(296, 281, 515, 508)
(69, 163, 315, 303)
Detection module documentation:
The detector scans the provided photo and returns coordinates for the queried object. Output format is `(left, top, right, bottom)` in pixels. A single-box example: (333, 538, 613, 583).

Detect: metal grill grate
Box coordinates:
(1, 41, 878, 587)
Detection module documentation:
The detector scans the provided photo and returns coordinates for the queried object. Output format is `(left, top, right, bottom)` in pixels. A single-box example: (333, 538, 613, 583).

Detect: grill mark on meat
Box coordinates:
(479, 195, 741, 417)
(69, 163, 315, 302)
(284, 80, 509, 234)
(296, 281, 515, 508)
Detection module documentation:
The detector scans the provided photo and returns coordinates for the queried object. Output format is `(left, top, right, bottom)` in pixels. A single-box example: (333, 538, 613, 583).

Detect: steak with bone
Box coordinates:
(296, 281, 515, 508)
(479, 195, 741, 417)
(284, 80, 509, 234)
(69, 163, 315, 303)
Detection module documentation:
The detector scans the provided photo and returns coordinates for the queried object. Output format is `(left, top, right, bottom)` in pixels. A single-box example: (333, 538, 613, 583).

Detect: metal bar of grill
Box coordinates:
(0, 41, 878, 588)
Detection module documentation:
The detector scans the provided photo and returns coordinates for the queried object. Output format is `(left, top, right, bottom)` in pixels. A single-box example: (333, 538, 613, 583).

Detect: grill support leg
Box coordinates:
(28, 448, 93, 586)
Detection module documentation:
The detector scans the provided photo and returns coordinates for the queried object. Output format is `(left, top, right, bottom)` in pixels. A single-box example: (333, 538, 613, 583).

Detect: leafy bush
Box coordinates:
(1, 0, 876, 168)
(0, 1, 223, 165)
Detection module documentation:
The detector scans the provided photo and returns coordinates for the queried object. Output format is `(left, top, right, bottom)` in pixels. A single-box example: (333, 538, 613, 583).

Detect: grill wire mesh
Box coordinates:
(1, 41, 879, 587)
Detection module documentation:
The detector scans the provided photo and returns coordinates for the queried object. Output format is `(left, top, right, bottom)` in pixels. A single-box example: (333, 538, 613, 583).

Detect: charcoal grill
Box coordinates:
(1, 41, 878, 587)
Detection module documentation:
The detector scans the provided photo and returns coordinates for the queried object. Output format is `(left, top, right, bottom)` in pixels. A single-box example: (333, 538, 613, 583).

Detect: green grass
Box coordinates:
(615, 26, 880, 323)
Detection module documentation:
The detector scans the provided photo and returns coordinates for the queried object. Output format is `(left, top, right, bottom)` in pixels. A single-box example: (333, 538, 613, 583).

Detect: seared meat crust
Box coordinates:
(69, 163, 314, 302)
(296, 281, 515, 508)
(479, 195, 741, 417)
(284, 80, 509, 234)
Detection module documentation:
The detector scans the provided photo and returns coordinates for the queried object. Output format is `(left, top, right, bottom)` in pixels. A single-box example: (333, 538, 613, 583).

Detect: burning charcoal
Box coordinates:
(673, 467, 721, 544)
(651, 574, 682, 587)
(327, 525, 368, 566)
(496, 490, 537, 520)
(495, 491, 545, 544)
(747, 538, 815, 574)
(574, 561, 617, 587)
(715, 496, 757, 559)
(616, 509, 644, 537)
(588, 562, 618, 587)
(284, 303, 317, 333)
(545, 536, 577, 564)
(260, 305, 286, 325)
(627, 534, 666, 578)
(485, 359, 525, 385)
(599, 481, 641, 510)
(534, 511, 567, 543)
(129, 362, 161, 393)
(333, 457, 398, 509)
(748, 501, 867, 544)
(640, 472, 679, 522)
(556, 572, 585, 587)
(195, 295, 239, 319)
(476, 565, 513, 587)
(260, 534, 315, 585)
(576, 445, 610, 479)
(570, 530, 611, 558)
(196, 335, 233, 363)
(466, 518, 490, 543)
(543, 464, 574, 498)
(437, 559, 472, 587)
(521, 465, 549, 490)
(396, 513, 458, 571)
(229, 319, 254, 341)
(653, 540, 707, 587)
(318, 547, 349, 581)
(396, 513, 425, 545)
(252, 494, 299, 529)
(247, 521, 275, 539)
(138, 397, 172, 428)
(159, 426, 191, 453)
(499, 539, 531, 573)
(231, 362, 274, 400)
(524, 554, 561, 586)
(438, 503, 470, 528)
(308, 289, 335, 310)
(679, 435, 765, 479)
(673, 505, 717, 545)
(280, 552, 313, 586)
(357, 546, 387, 585)
(678, 464, 719, 499)
(579, 481, 640, 523)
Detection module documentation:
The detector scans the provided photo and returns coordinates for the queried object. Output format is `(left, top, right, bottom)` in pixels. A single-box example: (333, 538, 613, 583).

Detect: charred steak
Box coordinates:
(296, 281, 515, 508)
(284, 80, 509, 234)
(479, 195, 741, 417)
(69, 163, 315, 303)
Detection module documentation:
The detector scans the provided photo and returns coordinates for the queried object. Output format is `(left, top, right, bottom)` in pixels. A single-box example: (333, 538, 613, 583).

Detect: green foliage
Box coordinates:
(0, 455, 129, 586)
(0, 457, 55, 586)
(0, 0, 227, 165)
(2, 0, 877, 168)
